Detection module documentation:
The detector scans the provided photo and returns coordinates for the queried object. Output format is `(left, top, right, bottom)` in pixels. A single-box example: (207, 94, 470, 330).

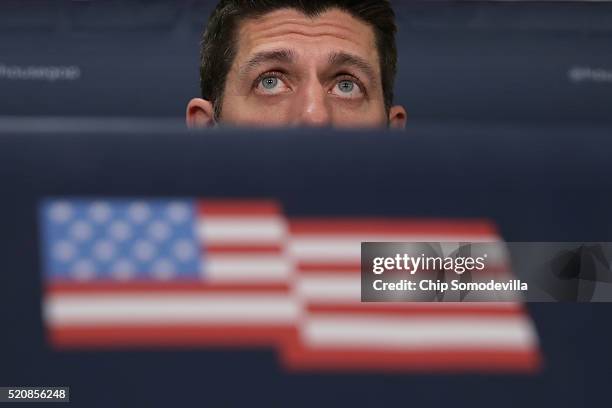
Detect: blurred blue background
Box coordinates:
(0, 0, 610, 126)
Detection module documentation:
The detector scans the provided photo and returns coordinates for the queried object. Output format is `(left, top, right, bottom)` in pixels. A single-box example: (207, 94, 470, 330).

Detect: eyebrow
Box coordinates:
(239, 48, 297, 78)
(328, 51, 377, 84)
(237, 49, 378, 84)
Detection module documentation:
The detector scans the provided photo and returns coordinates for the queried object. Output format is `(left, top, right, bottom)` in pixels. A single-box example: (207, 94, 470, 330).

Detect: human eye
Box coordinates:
(330, 77, 364, 99)
(254, 72, 290, 95)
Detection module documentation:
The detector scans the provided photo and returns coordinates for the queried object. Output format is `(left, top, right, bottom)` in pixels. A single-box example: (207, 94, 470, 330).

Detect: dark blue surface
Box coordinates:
(1, 127, 611, 406)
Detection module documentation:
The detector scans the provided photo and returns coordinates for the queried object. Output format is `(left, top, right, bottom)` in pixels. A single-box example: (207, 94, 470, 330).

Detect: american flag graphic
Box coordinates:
(284, 220, 538, 371)
(40, 198, 540, 372)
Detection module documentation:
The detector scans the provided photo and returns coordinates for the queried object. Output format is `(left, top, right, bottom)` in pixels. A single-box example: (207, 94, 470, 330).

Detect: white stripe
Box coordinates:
(197, 217, 286, 244)
(204, 255, 291, 282)
(289, 236, 502, 262)
(302, 315, 537, 350)
(296, 275, 361, 301)
(45, 294, 298, 325)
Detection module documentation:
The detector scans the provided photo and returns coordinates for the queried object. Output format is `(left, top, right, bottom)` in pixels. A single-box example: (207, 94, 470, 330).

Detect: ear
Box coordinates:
(388, 105, 407, 129)
(186, 98, 216, 128)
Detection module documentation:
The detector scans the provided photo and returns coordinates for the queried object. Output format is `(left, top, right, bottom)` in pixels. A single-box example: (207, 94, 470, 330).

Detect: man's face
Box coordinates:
(187, 8, 407, 128)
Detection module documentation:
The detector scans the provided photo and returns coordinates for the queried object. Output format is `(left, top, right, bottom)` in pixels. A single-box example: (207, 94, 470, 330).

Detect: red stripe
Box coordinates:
(281, 343, 541, 373)
(50, 327, 541, 372)
(297, 263, 361, 273)
(197, 200, 282, 216)
(206, 244, 283, 254)
(289, 219, 499, 236)
(306, 303, 526, 317)
(48, 326, 298, 349)
(46, 281, 289, 295)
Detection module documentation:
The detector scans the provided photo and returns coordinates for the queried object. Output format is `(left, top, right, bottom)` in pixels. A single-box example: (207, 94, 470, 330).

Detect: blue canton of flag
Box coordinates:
(41, 200, 201, 281)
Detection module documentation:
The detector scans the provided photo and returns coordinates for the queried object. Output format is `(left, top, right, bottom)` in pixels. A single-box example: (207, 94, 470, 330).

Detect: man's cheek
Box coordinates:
(330, 105, 387, 128)
(223, 98, 291, 126)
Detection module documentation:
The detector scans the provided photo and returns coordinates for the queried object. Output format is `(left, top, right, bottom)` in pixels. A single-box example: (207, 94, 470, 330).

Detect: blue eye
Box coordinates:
(331, 79, 363, 99)
(261, 77, 279, 90)
(338, 80, 355, 93)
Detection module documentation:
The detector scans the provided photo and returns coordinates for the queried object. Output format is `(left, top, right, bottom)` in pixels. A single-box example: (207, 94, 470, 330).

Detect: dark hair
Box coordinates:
(199, 0, 398, 119)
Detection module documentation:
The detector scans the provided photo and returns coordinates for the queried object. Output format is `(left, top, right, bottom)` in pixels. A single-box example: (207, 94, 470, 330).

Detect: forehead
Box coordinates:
(234, 8, 379, 65)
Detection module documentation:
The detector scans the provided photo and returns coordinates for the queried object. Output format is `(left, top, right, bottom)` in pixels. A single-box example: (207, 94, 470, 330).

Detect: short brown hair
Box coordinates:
(199, 0, 398, 119)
